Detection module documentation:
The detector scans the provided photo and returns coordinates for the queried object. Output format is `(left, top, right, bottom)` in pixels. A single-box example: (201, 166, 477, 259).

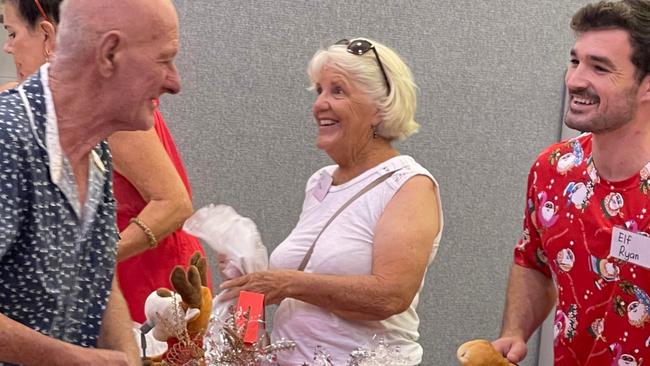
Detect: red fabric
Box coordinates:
(115, 105, 212, 323)
(514, 133, 650, 366)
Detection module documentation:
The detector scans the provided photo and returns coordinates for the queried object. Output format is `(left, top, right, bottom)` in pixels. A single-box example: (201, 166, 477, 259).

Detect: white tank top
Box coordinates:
(270, 155, 443, 365)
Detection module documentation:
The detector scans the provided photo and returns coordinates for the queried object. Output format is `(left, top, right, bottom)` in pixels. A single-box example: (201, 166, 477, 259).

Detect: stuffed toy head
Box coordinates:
(457, 339, 516, 366)
(144, 289, 201, 342)
(142, 251, 213, 366)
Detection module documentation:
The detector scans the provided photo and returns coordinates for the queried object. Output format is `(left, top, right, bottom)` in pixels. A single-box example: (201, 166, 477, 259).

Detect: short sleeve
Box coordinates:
(513, 162, 552, 278)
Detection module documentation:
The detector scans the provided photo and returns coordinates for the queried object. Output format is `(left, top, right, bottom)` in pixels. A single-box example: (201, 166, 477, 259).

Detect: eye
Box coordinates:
(7, 32, 15, 39)
(332, 85, 344, 95)
(594, 65, 609, 73)
(569, 58, 578, 67)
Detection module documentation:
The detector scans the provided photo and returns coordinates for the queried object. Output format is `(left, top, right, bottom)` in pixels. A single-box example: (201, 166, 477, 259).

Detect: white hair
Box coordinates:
(307, 38, 419, 140)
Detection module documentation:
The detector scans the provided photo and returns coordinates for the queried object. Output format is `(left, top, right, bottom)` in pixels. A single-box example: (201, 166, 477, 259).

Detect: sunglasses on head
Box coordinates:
(336, 39, 391, 96)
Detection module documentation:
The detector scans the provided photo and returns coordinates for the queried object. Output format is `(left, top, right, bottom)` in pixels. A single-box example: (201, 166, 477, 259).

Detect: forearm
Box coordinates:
(98, 279, 140, 365)
(117, 196, 192, 261)
(109, 128, 194, 262)
(287, 272, 413, 321)
(0, 313, 78, 365)
(500, 264, 557, 341)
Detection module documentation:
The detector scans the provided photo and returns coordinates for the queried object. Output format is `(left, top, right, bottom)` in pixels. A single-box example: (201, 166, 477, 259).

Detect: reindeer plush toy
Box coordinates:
(142, 252, 212, 366)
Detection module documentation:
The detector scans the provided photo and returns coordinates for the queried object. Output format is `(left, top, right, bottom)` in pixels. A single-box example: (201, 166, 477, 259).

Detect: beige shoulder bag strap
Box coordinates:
(297, 168, 400, 271)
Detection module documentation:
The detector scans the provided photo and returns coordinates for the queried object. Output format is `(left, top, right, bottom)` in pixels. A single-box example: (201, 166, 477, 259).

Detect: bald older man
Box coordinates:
(0, 0, 180, 364)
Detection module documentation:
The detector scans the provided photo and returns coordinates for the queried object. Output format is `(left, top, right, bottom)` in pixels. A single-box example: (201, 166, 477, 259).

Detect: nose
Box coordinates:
(3, 39, 12, 54)
(312, 91, 330, 114)
(565, 64, 589, 92)
(164, 63, 181, 95)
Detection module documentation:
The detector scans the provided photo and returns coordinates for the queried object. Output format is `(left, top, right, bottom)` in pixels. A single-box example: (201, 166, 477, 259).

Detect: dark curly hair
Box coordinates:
(571, 0, 650, 81)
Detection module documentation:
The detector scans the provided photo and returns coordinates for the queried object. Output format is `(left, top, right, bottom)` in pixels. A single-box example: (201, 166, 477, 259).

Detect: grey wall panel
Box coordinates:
(162, 1, 590, 364)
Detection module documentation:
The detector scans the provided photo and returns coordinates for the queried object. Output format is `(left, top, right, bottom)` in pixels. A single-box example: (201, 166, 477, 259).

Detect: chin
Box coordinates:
(564, 115, 594, 132)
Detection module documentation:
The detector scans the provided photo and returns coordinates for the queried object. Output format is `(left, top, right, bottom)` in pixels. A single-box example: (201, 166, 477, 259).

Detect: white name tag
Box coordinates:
(312, 172, 333, 202)
(610, 226, 650, 269)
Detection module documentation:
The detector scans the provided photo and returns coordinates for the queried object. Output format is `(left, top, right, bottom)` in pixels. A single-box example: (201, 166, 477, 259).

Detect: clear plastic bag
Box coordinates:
(183, 204, 269, 319)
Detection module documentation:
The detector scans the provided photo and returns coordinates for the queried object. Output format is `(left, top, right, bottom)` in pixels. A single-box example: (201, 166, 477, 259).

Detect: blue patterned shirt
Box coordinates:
(0, 66, 118, 353)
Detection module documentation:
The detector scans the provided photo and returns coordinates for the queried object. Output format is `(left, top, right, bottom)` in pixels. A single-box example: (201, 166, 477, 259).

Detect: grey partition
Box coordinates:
(162, 1, 590, 365)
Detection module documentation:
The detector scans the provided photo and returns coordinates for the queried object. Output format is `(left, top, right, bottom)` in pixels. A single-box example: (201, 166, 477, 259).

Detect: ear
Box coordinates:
(39, 20, 57, 52)
(96, 31, 123, 78)
(639, 74, 650, 104)
(156, 288, 173, 297)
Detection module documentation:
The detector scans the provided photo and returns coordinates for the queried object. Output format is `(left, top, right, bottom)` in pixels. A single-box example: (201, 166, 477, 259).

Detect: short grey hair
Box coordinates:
(307, 38, 419, 140)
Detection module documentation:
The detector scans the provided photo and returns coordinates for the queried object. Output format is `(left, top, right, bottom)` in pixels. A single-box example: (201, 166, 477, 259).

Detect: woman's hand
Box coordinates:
(218, 270, 296, 305)
(215, 252, 244, 280)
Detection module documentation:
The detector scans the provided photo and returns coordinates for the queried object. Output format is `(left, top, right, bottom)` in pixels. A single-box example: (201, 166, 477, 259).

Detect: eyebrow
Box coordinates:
(570, 48, 617, 70)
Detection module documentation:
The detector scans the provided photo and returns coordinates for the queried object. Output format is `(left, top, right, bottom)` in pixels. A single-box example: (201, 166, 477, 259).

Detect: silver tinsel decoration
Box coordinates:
(203, 310, 296, 366)
(302, 346, 333, 366)
(299, 337, 410, 366)
(345, 337, 410, 366)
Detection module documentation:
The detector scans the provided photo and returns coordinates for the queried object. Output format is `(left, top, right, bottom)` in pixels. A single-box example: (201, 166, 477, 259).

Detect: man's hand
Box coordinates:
(492, 336, 527, 364)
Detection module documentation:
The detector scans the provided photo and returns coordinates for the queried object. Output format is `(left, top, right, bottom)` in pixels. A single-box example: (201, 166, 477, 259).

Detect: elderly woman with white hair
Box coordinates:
(221, 38, 443, 365)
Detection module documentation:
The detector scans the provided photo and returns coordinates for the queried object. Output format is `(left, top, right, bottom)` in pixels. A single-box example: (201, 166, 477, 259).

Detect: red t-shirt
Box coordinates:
(115, 104, 211, 323)
(514, 133, 650, 366)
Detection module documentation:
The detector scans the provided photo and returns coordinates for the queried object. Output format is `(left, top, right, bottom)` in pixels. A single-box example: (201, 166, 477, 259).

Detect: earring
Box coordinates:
(372, 125, 378, 139)
(44, 48, 51, 63)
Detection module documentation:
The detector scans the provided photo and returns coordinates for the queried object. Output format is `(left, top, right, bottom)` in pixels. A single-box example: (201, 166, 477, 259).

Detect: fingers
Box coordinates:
(506, 341, 527, 363)
(492, 337, 527, 364)
(217, 288, 240, 303)
(220, 275, 248, 290)
(491, 338, 510, 356)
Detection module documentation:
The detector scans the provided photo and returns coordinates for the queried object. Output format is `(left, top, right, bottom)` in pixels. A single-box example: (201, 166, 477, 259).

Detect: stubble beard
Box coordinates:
(564, 85, 638, 134)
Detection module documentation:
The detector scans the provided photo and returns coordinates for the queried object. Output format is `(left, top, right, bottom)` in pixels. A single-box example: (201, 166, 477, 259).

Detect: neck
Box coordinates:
(591, 114, 650, 181)
(329, 139, 399, 185)
(49, 64, 112, 166)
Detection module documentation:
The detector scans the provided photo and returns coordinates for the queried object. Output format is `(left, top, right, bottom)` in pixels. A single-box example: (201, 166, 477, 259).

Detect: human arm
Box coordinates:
(221, 175, 441, 321)
(97, 275, 141, 365)
(0, 312, 131, 365)
(0, 81, 18, 92)
(108, 124, 192, 261)
(492, 264, 557, 364)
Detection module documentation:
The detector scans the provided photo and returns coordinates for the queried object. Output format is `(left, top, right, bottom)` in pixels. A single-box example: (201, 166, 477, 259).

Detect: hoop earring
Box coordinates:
(44, 48, 51, 63)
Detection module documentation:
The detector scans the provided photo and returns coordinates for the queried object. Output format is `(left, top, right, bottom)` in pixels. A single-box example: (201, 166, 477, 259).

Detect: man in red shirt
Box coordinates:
(494, 1, 650, 365)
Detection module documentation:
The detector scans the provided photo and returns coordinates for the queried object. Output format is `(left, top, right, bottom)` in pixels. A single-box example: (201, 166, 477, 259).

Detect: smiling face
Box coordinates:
(110, 0, 181, 131)
(564, 29, 642, 133)
(311, 64, 379, 161)
(2, 1, 48, 81)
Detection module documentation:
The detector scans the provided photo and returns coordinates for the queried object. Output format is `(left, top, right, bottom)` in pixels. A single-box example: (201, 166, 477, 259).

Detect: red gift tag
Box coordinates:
(235, 291, 265, 344)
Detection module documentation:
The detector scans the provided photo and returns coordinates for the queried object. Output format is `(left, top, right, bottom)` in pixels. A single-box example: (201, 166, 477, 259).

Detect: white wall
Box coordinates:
(0, 23, 16, 85)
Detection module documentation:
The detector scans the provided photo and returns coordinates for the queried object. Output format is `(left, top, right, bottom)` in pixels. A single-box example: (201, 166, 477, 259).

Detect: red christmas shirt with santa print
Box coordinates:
(514, 133, 650, 366)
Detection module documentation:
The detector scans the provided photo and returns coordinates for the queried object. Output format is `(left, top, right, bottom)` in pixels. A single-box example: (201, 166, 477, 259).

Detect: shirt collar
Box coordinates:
(41, 63, 105, 185)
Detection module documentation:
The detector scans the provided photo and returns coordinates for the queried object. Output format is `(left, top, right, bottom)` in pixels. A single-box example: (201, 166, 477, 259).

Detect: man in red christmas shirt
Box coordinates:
(493, 1, 650, 365)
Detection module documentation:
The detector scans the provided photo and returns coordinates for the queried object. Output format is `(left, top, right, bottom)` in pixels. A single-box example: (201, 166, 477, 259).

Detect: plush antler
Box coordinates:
(169, 252, 213, 337)
(189, 251, 208, 287)
(171, 264, 202, 308)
